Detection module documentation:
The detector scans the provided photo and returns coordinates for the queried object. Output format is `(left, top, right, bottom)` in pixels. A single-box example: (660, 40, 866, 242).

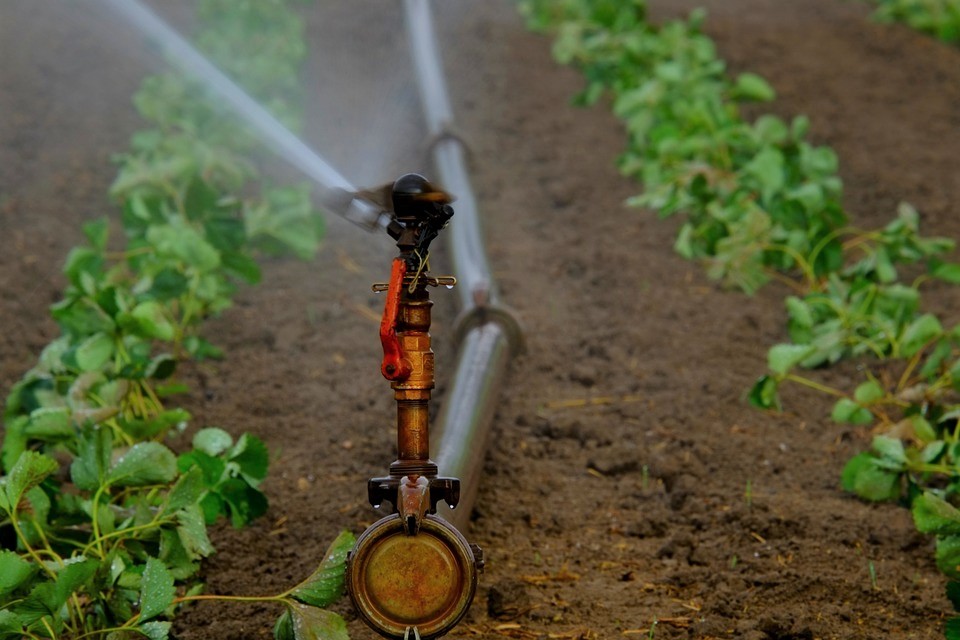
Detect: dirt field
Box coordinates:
(2, 1, 960, 638)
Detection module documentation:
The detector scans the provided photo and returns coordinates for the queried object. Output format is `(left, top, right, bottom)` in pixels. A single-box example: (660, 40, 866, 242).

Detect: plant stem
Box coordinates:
(782, 373, 847, 398)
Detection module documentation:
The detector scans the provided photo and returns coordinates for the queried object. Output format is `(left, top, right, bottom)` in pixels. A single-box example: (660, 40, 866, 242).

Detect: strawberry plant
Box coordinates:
(521, 0, 960, 632)
(1, 1, 352, 638)
(872, 0, 960, 44)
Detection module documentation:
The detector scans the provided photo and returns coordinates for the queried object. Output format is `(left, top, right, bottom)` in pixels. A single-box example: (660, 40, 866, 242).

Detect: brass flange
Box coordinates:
(347, 514, 481, 639)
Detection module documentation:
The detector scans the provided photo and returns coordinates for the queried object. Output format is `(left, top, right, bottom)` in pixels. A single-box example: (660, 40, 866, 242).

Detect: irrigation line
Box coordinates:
(102, 0, 521, 532)
(402, 0, 524, 530)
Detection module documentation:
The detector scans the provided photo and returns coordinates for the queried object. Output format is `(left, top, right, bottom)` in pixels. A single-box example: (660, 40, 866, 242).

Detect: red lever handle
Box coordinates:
(380, 258, 411, 381)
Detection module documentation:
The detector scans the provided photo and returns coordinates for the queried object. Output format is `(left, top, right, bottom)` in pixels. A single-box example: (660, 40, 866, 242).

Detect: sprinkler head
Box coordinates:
(384, 173, 454, 255)
(347, 514, 481, 640)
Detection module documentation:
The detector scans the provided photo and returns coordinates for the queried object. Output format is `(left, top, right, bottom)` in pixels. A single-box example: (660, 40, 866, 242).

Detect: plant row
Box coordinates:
(0, 2, 350, 639)
(519, 0, 960, 630)
(872, 0, 960, 45)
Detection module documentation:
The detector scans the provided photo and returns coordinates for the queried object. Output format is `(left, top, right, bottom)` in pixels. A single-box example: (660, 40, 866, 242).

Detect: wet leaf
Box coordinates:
(229, 433, 269, 484)
(286, 602, 348, 640)
(290, 530, 355, 608)
(139, 621, 172, 640)
(54, 556, 99, 606)
(108, 443, 178, 487)
(139, 557, 175, 622)
(70, 426, 113, 491)
(164, 467, 205, 515)
(192, 427, 233, 457)
(176, 504, 215, 559)
(2, 451, 58, 514)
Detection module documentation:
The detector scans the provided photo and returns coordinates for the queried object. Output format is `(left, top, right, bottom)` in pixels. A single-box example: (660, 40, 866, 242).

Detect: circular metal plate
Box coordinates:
(347, 514, 477, 639)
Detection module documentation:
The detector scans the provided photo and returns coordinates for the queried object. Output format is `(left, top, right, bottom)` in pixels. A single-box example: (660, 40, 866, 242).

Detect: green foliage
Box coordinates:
(521, 0, 960, 628)
(0, 1, 349, 637)
(873, 0, 960, 44)
(273, 530, 355, 640)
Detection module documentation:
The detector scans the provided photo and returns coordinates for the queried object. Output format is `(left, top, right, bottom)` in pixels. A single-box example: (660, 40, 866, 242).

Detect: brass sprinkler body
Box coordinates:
(346, 174, 483, 640)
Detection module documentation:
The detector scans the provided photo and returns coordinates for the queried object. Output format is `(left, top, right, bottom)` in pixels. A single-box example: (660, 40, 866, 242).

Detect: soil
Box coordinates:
(2, 1, 960, 639)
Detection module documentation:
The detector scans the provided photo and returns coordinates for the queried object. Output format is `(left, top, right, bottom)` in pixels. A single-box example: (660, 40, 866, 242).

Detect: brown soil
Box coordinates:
(3, 1, 960, 639)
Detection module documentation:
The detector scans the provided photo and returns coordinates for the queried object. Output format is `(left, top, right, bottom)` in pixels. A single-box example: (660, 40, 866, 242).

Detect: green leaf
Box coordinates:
(54, 556, 99, 606)
(748, 375, 781, 410)
(220, 478, 268, 527)
(25, 407, 73, 439)
(0, 551, 36, 596)
(192, 427, 233, 457)
(139, 621, 172, 640)
(290, 530, 355, 607)
(871, 435, 906, 464)
(146, 223, 221, 272)
(2, 451, 58, 514)
(841, 453, 900, 501)
(222, 251, 262, 284)
(126, 301, 177, 342)
(145, 354, 177, 380)
(932, 262, 960, 284)
(284, 603, 349, 640)
(767, 344, 813, 376)
(946, 616, 960, 640)
(229, 433, 269, 483)
(71, 426, 113, 491)
(938, 535, 960, 579)
(732, 72, 775, 102)
(913, 492, 960, 535)
(176, 504, 215, 559)
(947, 580, 960, 611)
(0, 610, 23, 638)
(15, 581, 58, 626)
(177, 450, 226, 487)
(139, 557, 175, 622)
(163, 467, 206, 515)
(830, 398, 874, 425)
(274, 610, 295, 640)
(82, 217, 110, 252)
(158, 528, 199, 581)
(744, 146, 785, 203)
(74, 332, 115, 372)
(900, 313, 943, 357)
(108, 443, 178, 487)
(853, 380, 885, 404)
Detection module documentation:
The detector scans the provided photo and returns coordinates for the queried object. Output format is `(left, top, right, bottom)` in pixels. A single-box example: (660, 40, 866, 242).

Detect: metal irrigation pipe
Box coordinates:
(402, 0, 523, 531)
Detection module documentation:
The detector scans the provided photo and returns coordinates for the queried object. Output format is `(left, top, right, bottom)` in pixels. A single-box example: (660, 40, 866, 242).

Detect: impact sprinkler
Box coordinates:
(346, 174, 484, 640)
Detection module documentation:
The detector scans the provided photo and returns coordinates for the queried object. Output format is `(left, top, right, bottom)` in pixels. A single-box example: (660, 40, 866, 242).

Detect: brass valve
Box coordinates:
(346, 174, 483, 640)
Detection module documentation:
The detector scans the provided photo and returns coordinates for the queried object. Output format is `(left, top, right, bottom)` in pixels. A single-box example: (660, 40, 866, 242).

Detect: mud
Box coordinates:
(2, 1, 959, 638)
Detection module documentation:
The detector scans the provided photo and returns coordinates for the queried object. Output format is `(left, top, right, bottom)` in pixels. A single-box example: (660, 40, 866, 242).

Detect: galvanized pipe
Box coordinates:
(402, 0, 522, 531)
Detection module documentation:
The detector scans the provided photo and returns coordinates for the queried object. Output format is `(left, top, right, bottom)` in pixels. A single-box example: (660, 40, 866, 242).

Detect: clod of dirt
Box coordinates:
(486, 579, 532, 619)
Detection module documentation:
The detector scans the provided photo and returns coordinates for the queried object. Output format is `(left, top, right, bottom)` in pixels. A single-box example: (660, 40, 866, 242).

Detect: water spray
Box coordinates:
(98, 0, 389, 231)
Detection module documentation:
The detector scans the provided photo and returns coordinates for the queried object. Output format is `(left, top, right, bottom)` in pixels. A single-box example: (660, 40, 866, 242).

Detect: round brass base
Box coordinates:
(347, 514, 478, 639)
